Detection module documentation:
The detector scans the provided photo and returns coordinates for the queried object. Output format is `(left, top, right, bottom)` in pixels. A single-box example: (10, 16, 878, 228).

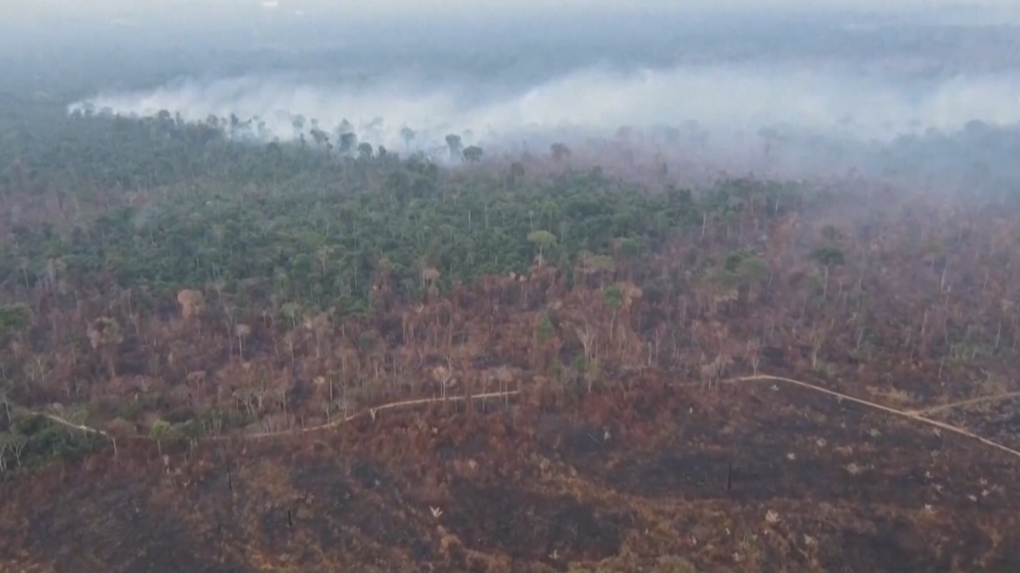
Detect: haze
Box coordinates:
(7, 3, 1020, 569)
(5, 0, 1020, 186)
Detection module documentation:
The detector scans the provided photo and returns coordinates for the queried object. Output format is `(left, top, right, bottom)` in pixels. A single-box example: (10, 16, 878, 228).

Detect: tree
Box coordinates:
(180, 419, 204, 453)
(527, 230, 557, 267)
(535, 312, 554, 343)
(151, 419, 170, 457)
(0, 433, 26, 469)
(576, 252, 615, 288)
(87, 317, 123, 379)
(723, 250, 770, 301)
(339, 133, 358, 156)
(507, 161, 526, 188)
(315, 245, 335, 275)
(432, 360, 456, 400)
(177, 289, 205, 320)
(62, 405, 90, 438)
(0, 303, 30, 334)
(745, 338, 762, 375)
(280, 302, 302, 329)
(604, 283, 625, 344)
(736, 255, 769, 290)
(0, 304, 30, 384)
(551, 143, 571, 162)
(811, 244, 845, 300)
(462, 145, 483, 163)
(445, 134, 462, 161)
(0, 382, 11, 424)
(605, 283, 624, 309)
(576, 323, 597, 367)
(400, 126, 415, 150)
(309, 127, 329, 147)
(235, 324, 251, 359)
(105, 417, 135, 458)
(357, 142, 374, 160)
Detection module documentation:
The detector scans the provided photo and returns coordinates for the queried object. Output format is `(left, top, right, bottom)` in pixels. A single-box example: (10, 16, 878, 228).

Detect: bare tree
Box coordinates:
(576, 323, 597, 363)
(810, 328, 827, 371)
(87, 317, 123, 379)
(105, 418, 135, 458)
(0, 383, 11, 424)
(261, 413, 288, 434)
(746, 338, 762, 376)
(320, 398, 335, 424)
(432, 360, 455, 400)
(699, 353, 732, 389)
(7, 433, 26, 468)
(235, 323, 252, 360)
(0, 435, 9, 472)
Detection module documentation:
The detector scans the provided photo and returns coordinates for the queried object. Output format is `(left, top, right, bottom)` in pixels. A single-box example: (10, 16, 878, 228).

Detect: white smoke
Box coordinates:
(68, 62, 1020, 151)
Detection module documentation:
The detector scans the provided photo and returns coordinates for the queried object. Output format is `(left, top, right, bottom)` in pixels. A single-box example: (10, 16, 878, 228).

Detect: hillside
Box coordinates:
(2, 112, 1020, 571)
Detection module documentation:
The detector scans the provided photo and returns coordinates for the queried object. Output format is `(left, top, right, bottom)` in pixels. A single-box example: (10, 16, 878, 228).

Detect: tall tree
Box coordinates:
(445, 134, 463, 162)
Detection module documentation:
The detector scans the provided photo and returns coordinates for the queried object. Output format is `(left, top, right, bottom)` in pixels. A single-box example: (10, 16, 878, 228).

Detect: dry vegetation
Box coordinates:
(2, 111, 1020, 571)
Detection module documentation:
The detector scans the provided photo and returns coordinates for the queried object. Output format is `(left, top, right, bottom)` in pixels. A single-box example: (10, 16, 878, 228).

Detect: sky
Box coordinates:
(3, 0, 1019, 36)
(6, 0, 1018, 21)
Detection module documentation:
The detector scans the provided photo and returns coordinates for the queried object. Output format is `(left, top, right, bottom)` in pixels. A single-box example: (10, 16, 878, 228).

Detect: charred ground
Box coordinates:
(2, 111, 1020, 571)
(4, 380, 1020, 572)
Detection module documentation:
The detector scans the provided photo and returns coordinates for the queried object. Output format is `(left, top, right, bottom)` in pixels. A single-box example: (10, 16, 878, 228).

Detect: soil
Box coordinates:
(928, 395, 1020, 451)
(3, 380, 1020, 573)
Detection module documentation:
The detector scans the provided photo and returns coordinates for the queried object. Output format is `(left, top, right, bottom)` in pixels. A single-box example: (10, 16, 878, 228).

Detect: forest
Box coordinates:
(3, 101, 1020, 572)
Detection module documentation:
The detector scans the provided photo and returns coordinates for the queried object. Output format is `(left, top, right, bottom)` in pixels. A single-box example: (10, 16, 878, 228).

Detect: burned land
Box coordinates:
(2, 107, 1020, 572)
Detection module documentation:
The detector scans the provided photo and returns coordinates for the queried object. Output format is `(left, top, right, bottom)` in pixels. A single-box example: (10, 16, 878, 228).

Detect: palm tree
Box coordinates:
(527, 230, 557, 267)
